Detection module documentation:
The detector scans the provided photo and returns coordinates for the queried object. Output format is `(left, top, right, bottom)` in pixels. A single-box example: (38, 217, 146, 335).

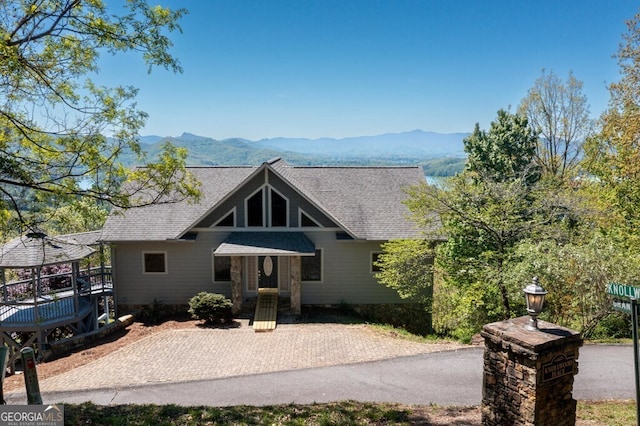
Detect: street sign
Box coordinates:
(606, 283, 640, 299)
(606, 283, 640, 425)
(612, 299, 633, 314)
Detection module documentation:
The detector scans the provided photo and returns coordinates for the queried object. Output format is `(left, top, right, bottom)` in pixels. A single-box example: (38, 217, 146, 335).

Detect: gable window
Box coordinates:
(246, 186, 289, 227)
(247, 190, 264, 227)
(213, 255, 231, 281)
(271, 190, 288, 227)
(301, 249, 322, 281)
(371, 252, 383, 273)
(215, 210, 235, 227)
(300, 210, 320, 227)
(143, 252, 167, 274)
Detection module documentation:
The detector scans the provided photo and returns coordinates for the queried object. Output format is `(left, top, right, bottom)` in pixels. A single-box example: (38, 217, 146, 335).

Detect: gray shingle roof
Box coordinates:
(102, 160, 426, 241)
(103, 166, 256, 241)
(0, 233, 95, 268)
(214, 232, 316, 256)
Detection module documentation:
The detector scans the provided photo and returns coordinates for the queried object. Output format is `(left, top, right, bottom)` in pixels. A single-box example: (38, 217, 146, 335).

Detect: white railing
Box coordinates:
(0, 267, 113, 326)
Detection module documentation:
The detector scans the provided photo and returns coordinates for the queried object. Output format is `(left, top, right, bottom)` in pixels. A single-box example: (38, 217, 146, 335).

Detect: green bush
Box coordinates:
(590, 313, 631, 340)
(188, 292, 233, 324)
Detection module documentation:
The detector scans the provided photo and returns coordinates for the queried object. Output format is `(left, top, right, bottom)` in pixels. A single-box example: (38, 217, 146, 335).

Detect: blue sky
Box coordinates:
(99, 1, 639, 140)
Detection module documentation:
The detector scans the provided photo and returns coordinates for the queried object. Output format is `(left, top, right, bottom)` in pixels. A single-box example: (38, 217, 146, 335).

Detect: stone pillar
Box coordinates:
(290, 256, 301, 315)
(230, 256, 242, 314)
(481, 316, 583, 426)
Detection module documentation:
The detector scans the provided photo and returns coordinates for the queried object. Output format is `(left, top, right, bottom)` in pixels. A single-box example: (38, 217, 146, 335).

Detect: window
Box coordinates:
(143, 252, 167, 274)
(371, 252, 383, 273)
(271, 190, 287, 227)
(300, 211, 320, 227)
(214, 256, 231, 281)
(301, 249, 322, 281)
(247, 190, 264, 227)
(215, 210, 235, 227)
(246, 186, 290, 227)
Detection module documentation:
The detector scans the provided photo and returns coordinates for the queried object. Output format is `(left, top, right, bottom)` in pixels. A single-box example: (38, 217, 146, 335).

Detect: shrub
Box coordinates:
(188, 292, 233, 324)
(139, 298, 167, 325)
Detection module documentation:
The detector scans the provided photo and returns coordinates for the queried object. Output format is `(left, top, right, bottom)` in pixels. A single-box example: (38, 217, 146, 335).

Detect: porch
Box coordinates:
(214, 231, 316, 322)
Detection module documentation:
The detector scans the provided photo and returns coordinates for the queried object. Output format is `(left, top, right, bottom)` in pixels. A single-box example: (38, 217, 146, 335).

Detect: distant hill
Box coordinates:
(255, 130, 467, 158)
(126, 130, 469, 176)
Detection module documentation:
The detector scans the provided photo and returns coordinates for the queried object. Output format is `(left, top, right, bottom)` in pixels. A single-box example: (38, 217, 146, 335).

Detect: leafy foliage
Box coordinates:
(581, 12, 640, 252)
(505, 236, 640, 337)
(519, 70, 592, 179)
(386, 109, 587, 340)
(375, 239, 434, 305)
(0, 0, 200, 236)
(463, 109, 540, 184)
(188, 292, 233, 324)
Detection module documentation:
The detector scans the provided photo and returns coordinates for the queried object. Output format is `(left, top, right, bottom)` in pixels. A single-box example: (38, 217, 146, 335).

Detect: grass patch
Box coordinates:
(63, 401, 412, 425)
(577, 400, 636, 426)
(367, 322, 458, 344)
(61, 400, 636, 425)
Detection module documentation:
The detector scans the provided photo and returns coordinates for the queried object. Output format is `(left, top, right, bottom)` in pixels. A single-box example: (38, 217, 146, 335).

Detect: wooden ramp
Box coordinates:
(253, 289, 278, 332)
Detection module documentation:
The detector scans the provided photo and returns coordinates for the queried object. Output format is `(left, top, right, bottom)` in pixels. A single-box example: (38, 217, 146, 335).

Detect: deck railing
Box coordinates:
(0, 267, 113, 326)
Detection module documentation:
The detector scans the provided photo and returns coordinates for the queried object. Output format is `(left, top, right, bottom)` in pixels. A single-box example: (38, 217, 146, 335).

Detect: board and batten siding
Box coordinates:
(112, 232, 231, 306)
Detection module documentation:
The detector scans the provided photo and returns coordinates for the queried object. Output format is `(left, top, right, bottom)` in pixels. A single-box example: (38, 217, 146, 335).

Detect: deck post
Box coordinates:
(72, 262, 80, 316)
(33, 268, 39, 298)
(1, 269, 6, 302)
(32, 268, 39, 326)
(100, 243, 106, 291)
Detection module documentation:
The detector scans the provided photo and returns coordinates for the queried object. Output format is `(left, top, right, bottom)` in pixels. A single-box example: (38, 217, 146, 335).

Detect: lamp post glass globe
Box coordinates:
(523, 277, 547, 331)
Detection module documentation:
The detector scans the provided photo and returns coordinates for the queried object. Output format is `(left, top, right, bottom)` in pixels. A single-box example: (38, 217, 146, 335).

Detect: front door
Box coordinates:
(258, 256, 278, 289)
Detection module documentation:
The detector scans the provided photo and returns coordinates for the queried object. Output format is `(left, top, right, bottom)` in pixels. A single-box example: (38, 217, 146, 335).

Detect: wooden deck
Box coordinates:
(253, 289, 278, 332)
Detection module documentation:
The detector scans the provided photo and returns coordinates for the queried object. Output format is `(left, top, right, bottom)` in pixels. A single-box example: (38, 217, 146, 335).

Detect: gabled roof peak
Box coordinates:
(265, 157, 284, 166)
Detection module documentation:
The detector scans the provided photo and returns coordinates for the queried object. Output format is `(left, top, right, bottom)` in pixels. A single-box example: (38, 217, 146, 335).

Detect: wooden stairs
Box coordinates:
(253, 289, 278, 332)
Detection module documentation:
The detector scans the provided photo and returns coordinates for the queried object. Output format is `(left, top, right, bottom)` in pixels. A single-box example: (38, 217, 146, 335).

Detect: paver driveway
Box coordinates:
(34, 321, 465, 393)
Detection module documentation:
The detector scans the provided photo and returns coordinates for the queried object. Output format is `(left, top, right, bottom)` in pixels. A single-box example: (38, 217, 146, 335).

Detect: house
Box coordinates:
(101, 158, 427, 320)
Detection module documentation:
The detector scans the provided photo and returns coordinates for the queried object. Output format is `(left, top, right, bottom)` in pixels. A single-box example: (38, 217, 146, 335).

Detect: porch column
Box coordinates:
(230, 256, 243, 315)
(290, 256, 301, 315)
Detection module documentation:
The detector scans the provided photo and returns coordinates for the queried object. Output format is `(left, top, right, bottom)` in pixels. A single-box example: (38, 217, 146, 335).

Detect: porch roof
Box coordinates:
(0, 233, 95, 268)
(213, 232, 316, 257)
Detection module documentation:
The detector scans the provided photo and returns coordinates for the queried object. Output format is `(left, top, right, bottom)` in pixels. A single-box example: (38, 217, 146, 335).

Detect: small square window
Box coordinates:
(143, 252, 167, 274)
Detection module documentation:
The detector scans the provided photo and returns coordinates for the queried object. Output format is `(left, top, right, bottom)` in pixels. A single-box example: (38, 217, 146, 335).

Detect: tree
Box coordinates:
(506, 235, 640, 338)
(463, 109, 540, 184)
(519, 70, 592, 180)
(393, 110, 574, 340)
(0, 0, 200, 237)
(582, 11, 640, 250)
(375, 239, 434, 306)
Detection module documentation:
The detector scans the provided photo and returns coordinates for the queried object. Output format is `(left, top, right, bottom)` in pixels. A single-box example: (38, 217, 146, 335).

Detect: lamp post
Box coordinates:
(523, 276, 547, 331)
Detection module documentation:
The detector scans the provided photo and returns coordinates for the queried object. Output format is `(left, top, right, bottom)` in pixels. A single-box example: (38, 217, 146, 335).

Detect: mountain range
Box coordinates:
(127, 129, 469, 176)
